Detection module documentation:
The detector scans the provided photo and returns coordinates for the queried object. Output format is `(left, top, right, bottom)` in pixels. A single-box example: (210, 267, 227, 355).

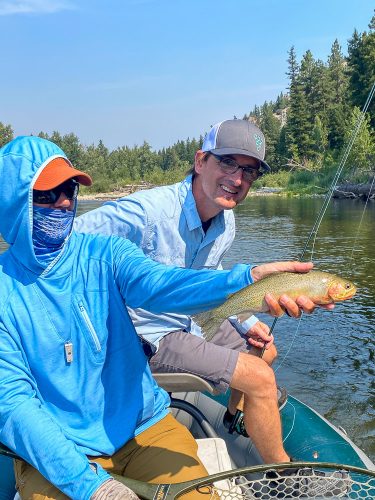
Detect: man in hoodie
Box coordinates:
(0, 135, 316, 499)
(75, 120, 329, 459)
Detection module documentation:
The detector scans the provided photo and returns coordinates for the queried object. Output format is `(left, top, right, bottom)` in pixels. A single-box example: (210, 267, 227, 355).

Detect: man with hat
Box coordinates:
(75, 119, 332, 465)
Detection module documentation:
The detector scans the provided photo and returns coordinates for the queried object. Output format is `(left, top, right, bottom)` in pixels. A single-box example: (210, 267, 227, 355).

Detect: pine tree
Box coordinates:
(327, 40, 348, 103)
(274, 92, 289, 111)
(49, 131, 63, 147)
(326, 40, 349, 150)
(284, 47, 301, 162)
(38, 131, 50, 140)
(259, 103, 281, 170)
(0, 122, 14, 147)
(138, 141, 160, 178)
(299, 51, 329, 128)
(161, 148, 179, 172)
(311, 116, 328, 166)
(347, 16, 375, 124)
(97, 139, 109, 159)
(285, 49, 312, 162)
(343, 107, 375, 179)
(286, 46, 299, 88)
(59, 133, 84, 168)
(247, 104, 261, 124)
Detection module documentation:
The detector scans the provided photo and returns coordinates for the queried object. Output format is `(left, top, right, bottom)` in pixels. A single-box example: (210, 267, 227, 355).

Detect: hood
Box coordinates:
(0, 136, 73, 274)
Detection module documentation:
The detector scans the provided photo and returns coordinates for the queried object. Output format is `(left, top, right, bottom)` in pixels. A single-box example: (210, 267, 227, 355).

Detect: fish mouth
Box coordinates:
(330, 288, 357, 301)
(344, 288, 357, 300)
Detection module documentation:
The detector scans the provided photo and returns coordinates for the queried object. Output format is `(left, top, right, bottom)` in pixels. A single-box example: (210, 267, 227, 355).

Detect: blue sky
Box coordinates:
(1, 0, 373, 151)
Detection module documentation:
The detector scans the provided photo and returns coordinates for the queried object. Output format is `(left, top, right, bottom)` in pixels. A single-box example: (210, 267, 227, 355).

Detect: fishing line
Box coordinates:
(273, 313, 303, 374)
(282, 400, 297, 443)
(298, 80, 374, 263)
(348, 172, 375, 267)
(262, 80, 375, 352)
(235, 85, 375, 440)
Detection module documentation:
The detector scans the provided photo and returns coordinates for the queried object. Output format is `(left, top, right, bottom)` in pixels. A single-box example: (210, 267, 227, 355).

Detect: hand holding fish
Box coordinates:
(264, 291, 335, 318)
(250, 261, 314, 281)
(194, 265, 356, 341)
(251, 261, 334, 317)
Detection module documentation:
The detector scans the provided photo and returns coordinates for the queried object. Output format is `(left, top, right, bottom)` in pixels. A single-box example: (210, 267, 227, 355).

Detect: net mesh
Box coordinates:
(189, 465, 375, 499)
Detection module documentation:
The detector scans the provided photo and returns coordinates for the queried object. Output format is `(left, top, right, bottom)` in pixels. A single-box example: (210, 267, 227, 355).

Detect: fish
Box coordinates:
(194, 270, 357, 341)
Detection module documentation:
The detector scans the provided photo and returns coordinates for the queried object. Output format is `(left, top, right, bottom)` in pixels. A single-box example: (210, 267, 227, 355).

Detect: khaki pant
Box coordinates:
(14, 414, 209, 499)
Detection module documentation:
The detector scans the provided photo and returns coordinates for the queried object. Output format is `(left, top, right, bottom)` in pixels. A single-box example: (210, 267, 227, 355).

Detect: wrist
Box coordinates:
(249, 265, 258, 283)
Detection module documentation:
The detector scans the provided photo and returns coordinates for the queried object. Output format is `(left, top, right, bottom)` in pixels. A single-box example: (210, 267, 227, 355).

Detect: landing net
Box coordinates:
(181, 463, 375, 499)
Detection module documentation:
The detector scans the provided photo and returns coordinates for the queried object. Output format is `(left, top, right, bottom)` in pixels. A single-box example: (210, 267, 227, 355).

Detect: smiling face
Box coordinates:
(192, 151, 257, 221)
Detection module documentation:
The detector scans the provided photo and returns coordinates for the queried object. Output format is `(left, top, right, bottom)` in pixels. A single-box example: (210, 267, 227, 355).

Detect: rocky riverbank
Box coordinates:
(79, 182, 154, 201)
(78, 183, 375, 202)
(78, 184, 283, 201)
(333, 183, 375, 200)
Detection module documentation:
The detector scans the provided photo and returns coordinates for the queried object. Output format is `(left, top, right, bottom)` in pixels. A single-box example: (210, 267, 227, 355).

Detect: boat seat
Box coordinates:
(153, 372, 220, 395)
(153, 373, 221, 439)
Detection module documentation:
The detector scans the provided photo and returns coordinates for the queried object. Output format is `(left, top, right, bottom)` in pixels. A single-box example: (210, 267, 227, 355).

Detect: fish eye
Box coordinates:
(345, 283, 351, 289)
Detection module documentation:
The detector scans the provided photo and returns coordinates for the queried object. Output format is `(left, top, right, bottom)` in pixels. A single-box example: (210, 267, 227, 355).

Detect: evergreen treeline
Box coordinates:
(244, 13, 374, 191)
(1, 13, 374, 194)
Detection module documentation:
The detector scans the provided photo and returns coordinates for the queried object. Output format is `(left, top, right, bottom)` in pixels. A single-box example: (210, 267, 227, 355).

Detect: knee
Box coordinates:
(253, 359, 276, 388)
(248, 360, 277, 400)
(233, 353, 276, 393)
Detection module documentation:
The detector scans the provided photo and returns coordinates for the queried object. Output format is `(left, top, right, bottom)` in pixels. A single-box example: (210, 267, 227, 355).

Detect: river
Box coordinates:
(0, 195, 374, 461)
(224, 195, 375, 462)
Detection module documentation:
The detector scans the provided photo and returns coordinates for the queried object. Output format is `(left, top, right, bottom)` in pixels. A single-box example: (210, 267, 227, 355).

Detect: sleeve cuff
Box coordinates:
(229, 315, 259, 334)
(248, 265, 258, 284)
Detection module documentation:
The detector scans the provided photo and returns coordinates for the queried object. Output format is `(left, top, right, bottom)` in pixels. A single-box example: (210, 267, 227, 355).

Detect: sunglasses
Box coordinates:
(33, 179, 79, 204)
(210, 153, 264, 182)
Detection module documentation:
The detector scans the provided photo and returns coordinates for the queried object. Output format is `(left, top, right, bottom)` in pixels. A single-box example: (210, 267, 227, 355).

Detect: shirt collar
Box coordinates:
(179, 175, 225, 234)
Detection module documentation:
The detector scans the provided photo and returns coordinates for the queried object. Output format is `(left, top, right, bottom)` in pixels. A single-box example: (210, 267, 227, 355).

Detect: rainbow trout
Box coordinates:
(194, 270, 356, 341)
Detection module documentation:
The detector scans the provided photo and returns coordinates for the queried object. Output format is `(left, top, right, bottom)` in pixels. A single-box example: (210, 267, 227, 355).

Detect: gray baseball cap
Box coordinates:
(201, 119, 271, 173)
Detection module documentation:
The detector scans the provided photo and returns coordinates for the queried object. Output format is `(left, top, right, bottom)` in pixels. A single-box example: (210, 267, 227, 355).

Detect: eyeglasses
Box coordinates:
(210, 153, 264, 182)
(33, 179, 79, 204)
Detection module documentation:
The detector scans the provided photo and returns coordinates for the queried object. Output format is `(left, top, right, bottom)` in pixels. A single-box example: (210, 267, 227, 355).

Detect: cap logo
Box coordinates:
(253, 133, 263, 152)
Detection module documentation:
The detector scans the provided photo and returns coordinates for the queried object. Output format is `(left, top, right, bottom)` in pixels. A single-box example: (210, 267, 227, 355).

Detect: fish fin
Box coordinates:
(192, 311, 224, 342)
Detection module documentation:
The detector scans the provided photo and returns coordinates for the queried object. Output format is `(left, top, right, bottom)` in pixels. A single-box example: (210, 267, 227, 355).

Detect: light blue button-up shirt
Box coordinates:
(75, 175, 257, 347)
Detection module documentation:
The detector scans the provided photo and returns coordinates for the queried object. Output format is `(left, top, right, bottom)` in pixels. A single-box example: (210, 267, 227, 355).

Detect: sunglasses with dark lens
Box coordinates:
(33, 179, 79, 204)
(211, 153, 264, 182)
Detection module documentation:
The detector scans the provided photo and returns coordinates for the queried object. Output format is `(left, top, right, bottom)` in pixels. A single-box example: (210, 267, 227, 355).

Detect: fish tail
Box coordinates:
(193, 311, 224, 342)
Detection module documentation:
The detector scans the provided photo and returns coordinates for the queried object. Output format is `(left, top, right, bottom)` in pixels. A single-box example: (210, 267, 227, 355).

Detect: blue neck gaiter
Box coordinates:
(33, 207, 74, 263)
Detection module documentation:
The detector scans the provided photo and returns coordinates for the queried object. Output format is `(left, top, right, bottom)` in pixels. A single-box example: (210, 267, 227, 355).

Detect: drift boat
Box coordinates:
(1, 373, 374, 499)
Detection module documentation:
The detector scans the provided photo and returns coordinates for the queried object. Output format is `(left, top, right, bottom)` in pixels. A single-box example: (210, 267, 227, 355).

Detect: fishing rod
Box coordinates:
(262, 80, 375, 352)
(232, 82, 375, 423)
(299, 81, 375, 262)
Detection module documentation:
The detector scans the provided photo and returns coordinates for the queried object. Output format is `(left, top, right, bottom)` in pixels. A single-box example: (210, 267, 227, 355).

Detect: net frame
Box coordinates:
(168, 462, 375, 499)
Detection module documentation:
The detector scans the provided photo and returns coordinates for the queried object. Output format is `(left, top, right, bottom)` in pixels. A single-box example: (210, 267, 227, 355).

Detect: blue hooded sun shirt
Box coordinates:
(0, 136, 253, 499)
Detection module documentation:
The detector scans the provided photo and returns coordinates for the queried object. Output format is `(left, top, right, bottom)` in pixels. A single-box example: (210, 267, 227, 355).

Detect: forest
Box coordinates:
(1, 14, 374, 195)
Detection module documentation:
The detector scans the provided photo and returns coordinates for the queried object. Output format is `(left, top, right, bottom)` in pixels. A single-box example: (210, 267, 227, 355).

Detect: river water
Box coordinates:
(0, 196, 374, 461)
(224, 195, 375, 462)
